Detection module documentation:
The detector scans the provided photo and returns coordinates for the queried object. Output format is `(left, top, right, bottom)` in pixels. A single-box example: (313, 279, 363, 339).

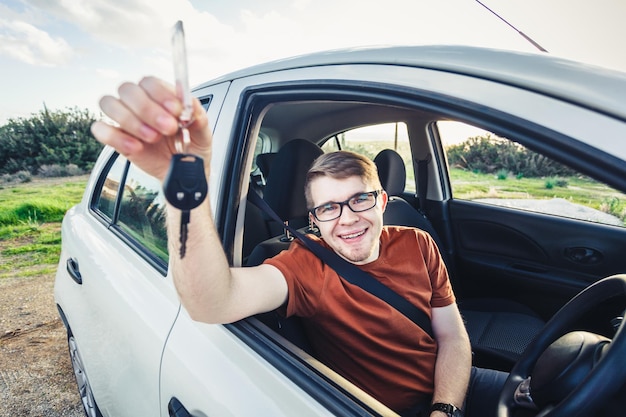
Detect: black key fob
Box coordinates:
(163, 154, 208, 210)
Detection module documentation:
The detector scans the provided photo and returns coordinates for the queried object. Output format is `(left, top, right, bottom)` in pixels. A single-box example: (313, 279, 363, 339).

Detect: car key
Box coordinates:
(163, 21, 207, 258)
(163, 154, 208, 258)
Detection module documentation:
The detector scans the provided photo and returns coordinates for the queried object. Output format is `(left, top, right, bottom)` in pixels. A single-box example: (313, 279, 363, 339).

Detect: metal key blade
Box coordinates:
(180, 210, 190, 259)
(172, 21, 193, 127)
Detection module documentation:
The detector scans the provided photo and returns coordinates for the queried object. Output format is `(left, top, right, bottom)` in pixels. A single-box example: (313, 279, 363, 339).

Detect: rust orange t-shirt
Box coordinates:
(264, 226, 455, 412)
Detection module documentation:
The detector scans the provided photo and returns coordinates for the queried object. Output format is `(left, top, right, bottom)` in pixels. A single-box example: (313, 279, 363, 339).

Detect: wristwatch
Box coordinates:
(430, 402, 462, 417)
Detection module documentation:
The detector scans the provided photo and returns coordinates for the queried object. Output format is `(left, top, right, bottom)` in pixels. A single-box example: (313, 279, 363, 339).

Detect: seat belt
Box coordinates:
(248, 191, 434, 339)
(416, 154, 431, 213)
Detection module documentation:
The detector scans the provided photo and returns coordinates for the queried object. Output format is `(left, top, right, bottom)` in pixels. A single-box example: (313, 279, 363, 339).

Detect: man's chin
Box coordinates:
(337, 248, 374, 265)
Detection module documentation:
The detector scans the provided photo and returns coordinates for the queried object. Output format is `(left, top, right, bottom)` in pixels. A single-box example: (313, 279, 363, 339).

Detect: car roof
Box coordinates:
(195, 45, 626, 122)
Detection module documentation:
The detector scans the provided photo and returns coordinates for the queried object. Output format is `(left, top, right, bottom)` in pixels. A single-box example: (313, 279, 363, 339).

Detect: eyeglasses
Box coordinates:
(310, 190, 383, 222)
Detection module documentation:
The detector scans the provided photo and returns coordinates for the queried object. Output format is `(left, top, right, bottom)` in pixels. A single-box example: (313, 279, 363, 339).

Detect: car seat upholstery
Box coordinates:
(249, 152, 278, 198)
(256, 152, 277, 183)
(373, 149, 545, 369)
(262, 139, 324, 236)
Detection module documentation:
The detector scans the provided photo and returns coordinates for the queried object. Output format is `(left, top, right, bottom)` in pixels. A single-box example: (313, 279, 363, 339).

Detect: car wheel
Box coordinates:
(67, 332, 103, 417)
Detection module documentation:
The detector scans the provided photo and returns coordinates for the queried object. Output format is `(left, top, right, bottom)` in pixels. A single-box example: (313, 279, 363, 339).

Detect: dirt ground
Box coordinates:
(0, 273, 83, 417)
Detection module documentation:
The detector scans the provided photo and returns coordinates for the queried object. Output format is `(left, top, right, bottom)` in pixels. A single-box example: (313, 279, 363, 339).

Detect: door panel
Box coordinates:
(449, 200, 626, 320)
(55, 201, 179, 416)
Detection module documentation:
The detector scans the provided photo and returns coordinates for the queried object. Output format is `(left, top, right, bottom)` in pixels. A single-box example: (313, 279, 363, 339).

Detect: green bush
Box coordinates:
(446, 135, 577, 178)
(0, 107, 103, 175)
(1, 171, 32, 184)
(37, 164, 85, 178)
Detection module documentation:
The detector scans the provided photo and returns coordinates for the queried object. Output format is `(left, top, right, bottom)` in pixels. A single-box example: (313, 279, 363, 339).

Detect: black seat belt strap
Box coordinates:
(248, 190, 434, 339)
(416, 154, 431, 213)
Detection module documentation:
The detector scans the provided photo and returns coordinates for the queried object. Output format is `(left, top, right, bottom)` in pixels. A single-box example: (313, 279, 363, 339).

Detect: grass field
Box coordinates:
(0, 176, 88, 278)
(449, 168, 626, 224)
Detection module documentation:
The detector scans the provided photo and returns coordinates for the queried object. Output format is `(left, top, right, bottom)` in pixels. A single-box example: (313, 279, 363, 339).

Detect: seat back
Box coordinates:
(263, 139, 323, 235)
(250, 152, 278, 197)
(256, 152, 277, 183)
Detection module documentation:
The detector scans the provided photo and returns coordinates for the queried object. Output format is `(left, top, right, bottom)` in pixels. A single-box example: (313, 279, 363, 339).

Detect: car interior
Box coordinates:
(233, 98, 558, 374)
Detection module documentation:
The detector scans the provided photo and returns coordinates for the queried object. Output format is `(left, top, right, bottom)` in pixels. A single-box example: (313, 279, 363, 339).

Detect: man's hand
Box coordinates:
(91, 76, 211, 182)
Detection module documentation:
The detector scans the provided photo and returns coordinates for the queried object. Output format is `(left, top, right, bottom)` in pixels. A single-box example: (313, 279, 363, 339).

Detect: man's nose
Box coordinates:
(338, 204, 359, 224)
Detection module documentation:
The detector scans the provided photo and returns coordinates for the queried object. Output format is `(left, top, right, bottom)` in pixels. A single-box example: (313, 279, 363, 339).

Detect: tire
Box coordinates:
(67, 331, 103, 417)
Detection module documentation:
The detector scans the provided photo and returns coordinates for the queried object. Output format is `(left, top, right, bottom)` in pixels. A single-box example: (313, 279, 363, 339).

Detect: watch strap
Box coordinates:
(430, 402, 460, 416)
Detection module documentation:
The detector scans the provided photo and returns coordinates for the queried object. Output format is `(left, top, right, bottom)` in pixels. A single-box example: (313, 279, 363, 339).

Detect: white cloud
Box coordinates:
(0, 18, 73, 66)
(25, 0, 234, 50)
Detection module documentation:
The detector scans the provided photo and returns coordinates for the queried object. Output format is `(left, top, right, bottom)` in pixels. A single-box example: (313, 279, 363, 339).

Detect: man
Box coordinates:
(92, 77, 503, 416)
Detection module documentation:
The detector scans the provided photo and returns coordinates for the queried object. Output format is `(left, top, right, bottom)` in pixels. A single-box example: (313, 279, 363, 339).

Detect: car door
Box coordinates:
(425, 97, 626, 323)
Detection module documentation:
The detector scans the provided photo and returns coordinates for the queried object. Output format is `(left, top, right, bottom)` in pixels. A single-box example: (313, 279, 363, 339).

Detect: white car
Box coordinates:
(55, 45, 626, 417)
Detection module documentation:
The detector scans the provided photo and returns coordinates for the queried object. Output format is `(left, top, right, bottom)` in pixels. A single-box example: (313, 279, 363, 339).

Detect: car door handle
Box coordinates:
(66, 257, 82, 285)
(169, 397, 193, 417)
(564, 247, 603, 265)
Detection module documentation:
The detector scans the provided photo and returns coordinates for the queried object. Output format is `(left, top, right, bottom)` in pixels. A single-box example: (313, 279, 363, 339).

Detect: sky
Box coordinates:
(1, 0, 625, 125)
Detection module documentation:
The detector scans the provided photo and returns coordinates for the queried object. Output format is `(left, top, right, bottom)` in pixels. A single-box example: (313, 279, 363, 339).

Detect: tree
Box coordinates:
(0, 107, 103, 174)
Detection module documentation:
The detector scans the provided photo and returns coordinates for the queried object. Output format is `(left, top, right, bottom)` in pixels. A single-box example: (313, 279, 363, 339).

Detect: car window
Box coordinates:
(95, 154, 126, 221)
(321, 122, 414, 193)
(118, 163, 169, 262)
(437, 120, 626, 228)
(92, 153, 169, 268)
(199, 95, 212, 111)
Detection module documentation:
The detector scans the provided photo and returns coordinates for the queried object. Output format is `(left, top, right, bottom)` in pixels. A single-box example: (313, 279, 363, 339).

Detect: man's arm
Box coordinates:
(430, 303, 472, 415)
(91, 76, 288, 323)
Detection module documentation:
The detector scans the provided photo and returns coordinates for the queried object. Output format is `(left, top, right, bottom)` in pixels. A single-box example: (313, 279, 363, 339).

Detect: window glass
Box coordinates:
(438, 120, 626, 228)
(118, 163, 169, 262)
(199, 96, 212, 111)
(321, 122, 414, 192)
(95, 154, 126, 221)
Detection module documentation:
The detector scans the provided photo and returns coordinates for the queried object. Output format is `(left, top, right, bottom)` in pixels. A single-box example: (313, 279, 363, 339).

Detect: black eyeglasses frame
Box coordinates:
(309, 189, 383, 222)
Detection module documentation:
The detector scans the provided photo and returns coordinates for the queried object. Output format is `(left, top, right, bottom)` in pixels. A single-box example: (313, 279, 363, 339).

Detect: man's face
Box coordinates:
(308, 175, 387, 265)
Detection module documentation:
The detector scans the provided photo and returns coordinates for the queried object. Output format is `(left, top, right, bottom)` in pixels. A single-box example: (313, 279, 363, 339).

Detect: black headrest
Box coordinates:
(263, 139, 323, 221)
(374, 149, 406, 196)
(256, 152, 277, 180)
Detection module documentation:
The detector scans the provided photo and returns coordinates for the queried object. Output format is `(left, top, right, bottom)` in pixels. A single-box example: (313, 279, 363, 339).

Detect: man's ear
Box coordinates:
(380, 190, 388, 212)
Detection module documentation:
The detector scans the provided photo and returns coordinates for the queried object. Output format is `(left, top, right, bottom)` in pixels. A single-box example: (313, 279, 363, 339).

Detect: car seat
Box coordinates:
(262, 139, 324, 236)
(374, 148, 546, 369)
(247, 139, 323, 354)
(256, 152, 277, 184)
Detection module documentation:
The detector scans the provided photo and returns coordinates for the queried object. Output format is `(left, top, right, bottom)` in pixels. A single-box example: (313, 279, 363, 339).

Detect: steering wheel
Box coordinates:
(497, 274, 626, 417)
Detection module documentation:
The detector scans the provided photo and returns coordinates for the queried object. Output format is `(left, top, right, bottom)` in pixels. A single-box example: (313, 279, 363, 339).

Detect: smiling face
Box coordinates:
(308, 175, 387, 265)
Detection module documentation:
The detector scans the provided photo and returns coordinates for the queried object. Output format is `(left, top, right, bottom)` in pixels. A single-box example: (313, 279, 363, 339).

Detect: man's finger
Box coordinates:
(98, 94, 162, 143)
(117, 82, 179, 138)
(138, 76, 182, 116)
(91, 121, 144, 156)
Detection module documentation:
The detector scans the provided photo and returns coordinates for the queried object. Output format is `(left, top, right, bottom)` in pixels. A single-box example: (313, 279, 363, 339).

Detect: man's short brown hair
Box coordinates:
(305, 151, 382, 208)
